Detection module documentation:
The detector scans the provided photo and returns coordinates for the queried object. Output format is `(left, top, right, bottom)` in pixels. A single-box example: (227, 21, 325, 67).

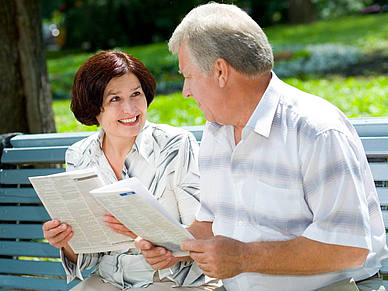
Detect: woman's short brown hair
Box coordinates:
(71, 51, 156, 126)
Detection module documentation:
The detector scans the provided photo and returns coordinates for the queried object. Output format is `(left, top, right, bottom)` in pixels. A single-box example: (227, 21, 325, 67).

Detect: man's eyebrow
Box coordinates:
(178, 69, 182, 74)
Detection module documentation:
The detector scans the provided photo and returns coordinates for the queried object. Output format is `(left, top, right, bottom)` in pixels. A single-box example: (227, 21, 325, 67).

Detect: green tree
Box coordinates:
(0, 0, 56, 134)
(288, 0, 317, 24)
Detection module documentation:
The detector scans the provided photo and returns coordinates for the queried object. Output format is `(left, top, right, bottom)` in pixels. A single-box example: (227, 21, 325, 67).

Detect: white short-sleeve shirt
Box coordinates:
(196, 73, 388, 291)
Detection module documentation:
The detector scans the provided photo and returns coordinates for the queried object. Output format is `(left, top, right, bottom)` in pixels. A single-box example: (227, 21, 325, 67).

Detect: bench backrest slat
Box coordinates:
(361, 137, 388, 157)
(377, 188, 388, 205)
(0, 224, 44, 239)
(349, 117, 388, 137)
(0, 241, 60, 257)
(0, 274, 77, 291)
(0, 168, 65, 184)
(2, 146, 68, 164)
(0, 259, 67, 276)
(0, 206, 50, 221)
(0, 188, 40, 203)
(369, 163, 388, 181)
(9, 132, 94, 147)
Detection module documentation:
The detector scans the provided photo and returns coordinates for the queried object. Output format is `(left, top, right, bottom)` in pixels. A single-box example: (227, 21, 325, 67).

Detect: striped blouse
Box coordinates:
(60, 122, 209, 289)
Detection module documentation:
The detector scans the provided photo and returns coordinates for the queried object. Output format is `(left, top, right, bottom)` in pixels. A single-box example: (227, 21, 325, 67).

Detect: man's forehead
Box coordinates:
(177, 49, 190, 74)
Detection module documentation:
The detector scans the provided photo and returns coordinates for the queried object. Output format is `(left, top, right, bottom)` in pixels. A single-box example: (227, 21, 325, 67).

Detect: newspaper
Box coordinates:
(29, 168, 134, 254)
(29, 168, 194, 256)
(90, 177, 194, 257)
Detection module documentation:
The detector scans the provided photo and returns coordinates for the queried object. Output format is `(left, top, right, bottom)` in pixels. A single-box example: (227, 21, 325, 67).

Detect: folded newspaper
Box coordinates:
(29, 168, 194, 256)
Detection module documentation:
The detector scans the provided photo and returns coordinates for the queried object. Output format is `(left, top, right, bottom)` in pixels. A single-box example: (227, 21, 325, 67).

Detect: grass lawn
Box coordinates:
(53, 75, 388, 132)
(264, 13, 388, 51)
(51, 13, 388, 132)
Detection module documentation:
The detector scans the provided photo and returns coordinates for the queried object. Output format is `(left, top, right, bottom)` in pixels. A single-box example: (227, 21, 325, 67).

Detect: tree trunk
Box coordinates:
(288, 0, 317, 24)
(0, 0, 56, 134)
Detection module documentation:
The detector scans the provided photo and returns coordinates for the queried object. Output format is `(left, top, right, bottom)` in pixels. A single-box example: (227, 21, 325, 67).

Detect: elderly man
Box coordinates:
(135, 3, 388, 290)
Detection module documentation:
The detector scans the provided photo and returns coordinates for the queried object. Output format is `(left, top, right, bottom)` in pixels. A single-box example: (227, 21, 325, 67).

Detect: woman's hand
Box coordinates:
(135, 237, 183, 269)
(103, 212, 138, 239)
(43, 219, 73, 249)
(43, 219, 78, 264)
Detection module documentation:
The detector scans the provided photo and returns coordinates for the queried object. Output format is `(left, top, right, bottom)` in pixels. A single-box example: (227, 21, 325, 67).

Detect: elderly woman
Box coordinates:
(42, 51, 220, 291)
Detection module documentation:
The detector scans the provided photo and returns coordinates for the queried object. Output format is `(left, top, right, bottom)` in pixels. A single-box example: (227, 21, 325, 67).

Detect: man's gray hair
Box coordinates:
(168, 2, 274, 78)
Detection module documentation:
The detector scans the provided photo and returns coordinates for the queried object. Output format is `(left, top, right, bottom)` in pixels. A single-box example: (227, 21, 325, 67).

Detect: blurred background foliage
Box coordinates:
(42, 0, 386, 51)
(41, 0, 388, 132)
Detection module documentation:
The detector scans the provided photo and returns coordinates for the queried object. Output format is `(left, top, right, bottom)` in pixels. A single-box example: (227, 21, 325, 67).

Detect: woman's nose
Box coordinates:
(122, 99, 135, 113)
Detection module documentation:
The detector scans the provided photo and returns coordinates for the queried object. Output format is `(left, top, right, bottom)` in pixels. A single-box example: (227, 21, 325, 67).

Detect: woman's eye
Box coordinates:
(132, 91, 141, 97)
(110, 96, 120, 102)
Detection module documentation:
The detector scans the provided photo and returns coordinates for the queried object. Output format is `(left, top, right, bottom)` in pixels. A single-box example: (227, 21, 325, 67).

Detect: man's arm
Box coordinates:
(134, 220, 213, 269)
(181, 235, 369, 279)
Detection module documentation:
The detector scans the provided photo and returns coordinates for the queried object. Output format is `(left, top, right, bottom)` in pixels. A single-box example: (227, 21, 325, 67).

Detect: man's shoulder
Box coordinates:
(279, 83, 352, 138)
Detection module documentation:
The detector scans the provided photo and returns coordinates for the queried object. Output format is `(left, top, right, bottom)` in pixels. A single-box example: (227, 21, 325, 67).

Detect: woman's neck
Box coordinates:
(102, 133, 136, 180)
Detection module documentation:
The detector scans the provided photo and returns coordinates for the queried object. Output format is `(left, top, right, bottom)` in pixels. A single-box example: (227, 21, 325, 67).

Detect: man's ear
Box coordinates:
(213, 58, 229, 88)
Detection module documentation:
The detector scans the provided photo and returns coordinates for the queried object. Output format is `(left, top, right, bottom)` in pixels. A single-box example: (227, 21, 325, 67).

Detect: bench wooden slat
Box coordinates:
(6, 137, 384, 163)
(0, 241, 59, 258)
(0, 274, 78, 290)
(181, 125, 204, 141)
(361, 137, 388, 157)
(0, 258, 66, 276)
(377, 188, 388, 205)
(0, 168, 65, 185)
(369, 163, 388, 181)
(350, 117, 388, 137)
(0, 259, 94, 280)
(0, 206, 50, 221)
(0, 188, 40, 203)
(381, 212, 388, 230)
(1, 146, 68, 164)
(380, 259, 388, 275)
(0, 224, 44, 239)
(9, 131, 94, 148)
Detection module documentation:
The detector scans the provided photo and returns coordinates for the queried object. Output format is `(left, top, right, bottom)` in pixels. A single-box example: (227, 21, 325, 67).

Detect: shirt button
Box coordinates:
(238, 221, 243, 226)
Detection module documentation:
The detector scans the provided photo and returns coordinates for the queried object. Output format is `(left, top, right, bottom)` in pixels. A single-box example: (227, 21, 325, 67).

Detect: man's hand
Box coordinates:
(135, 237, 183, 269)
(181, 235, 246, 279)
(103, 212, 137, 239)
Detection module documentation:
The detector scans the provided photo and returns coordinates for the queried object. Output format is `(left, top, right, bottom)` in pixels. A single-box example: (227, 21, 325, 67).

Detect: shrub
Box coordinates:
(273, 43, 362, 78)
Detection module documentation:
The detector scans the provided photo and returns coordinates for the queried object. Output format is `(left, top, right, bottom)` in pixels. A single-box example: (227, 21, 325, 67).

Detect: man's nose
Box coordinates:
(182, 80, 192, 98)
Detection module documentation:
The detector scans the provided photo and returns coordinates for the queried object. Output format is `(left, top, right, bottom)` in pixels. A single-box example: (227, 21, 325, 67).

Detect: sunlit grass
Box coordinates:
(50, 13, 388, 132)
(53, 75, 388, 133)
(53, 100, 99, 132)
(265, 13, 388, 51)
(284, 76, 388, 117)
(147, 92, 206, 126)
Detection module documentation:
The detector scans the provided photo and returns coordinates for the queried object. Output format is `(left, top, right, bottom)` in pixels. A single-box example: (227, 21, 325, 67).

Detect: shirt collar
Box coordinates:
(133, 120, 153, 162)
(245, 71, 282, 138)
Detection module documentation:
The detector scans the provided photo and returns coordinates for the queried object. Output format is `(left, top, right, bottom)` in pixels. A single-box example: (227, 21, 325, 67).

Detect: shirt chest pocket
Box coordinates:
(243, 180, 311, 237)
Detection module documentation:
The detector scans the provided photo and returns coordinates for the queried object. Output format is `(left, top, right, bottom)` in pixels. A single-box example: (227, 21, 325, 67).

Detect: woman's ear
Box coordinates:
(213, 58, 229, 88)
